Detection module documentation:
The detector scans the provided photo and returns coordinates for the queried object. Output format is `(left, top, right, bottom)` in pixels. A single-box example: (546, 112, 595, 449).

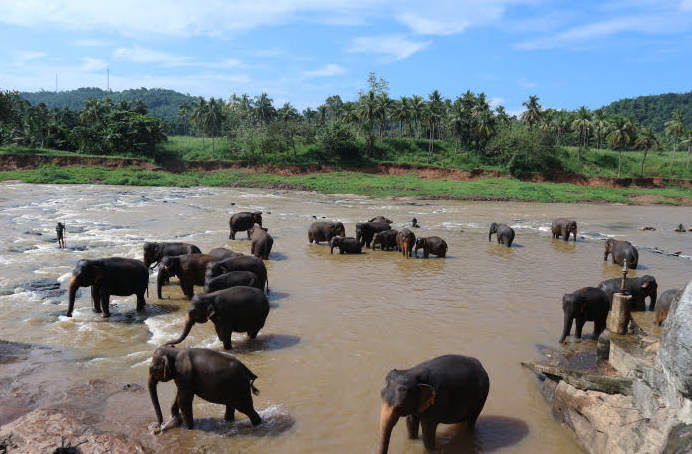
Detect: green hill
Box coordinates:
(19, 87, 196, 122)
(602, 91, 692, 133)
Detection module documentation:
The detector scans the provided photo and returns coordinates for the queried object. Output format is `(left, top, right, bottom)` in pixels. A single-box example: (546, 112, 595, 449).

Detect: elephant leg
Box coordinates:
(235, 395, 261, 426)
(225, 406, 235, 421)
(91, 285, 102, 313)
(161, 400, 182, 431)
(176, 390, 195, 429)
(214, 322, 233, 350)
(575, 318, 586, 339)
(247, 230, 252, 239)
(420, 419, 439, 450)
(249, 330, 259, 339)
(100, 293, 111, 317)
(406, 415, 420, 439)
(424, 251, 429, 258)
(230, 230, 236, 240)
(136, 291, 146, 311)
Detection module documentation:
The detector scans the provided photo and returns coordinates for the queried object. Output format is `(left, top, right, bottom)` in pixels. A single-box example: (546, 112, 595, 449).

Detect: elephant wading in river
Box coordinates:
(414, 237, 447, 258)
(143, 242, 202, 269)
(551, 219, 578, 242)
(148, 346, 261, 432)
(368, 216, 393, 224)
(604, 238, 638, 268)
(489, 223, 515, 247)
(67, 257, 149, 317)
(330, 236, 362, 254)
(559, 287, 609, 343)
(396, 228, 416, 258)
(656, 289, 682, 326)
(158, 254, 218, 299)
(166, 286, 270, 350)
(204, 271, 263, 293)
(207, 247, 243, 260)
(372, 230, 398, 251)
(308, 221, 345, 244)
(206, 255, 269, 293)
(250, 224, 273, 260)
(597, 275, 657, 311)
(355, 221, 392, 248)
(379, 354, 489, 454)
(229, 212, 262, 240)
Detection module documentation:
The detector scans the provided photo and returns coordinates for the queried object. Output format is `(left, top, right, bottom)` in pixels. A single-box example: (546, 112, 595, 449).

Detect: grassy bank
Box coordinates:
(1, 164, 691, 205)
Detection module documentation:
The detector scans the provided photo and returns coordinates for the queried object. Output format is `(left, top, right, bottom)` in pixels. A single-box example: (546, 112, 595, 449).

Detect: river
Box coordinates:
(1, 182, 691, 453)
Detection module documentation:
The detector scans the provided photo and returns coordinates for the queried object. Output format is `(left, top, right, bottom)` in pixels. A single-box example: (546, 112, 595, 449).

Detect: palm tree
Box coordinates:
(426, 90, 445, 161)
(474, 110, 495, 152)
(252, 93, 276, 125)
(190, 97, 208, 152)
(665, 109, 686, 174)
(316, 105, 328, 128)
(495, 105, 511, 124)
(681, 129, 692, 168)
(357, 90, 379, 156)
(376, 93, 395, 141)
(634, 127, 660, 176)
(277, 102, 299, 122)
(205, 97, 225, 157)
(520, 95, 542, 129)
(79, 98, 107, 127)
(410, 95, 426, 139)
(391, 97, 411, 138)
(302, 107, 316, 124)
(571, 106, 592, 164)
(178, 100, 192, 135)
(591, 109, 609, 149)
(606, 116, 633, 177)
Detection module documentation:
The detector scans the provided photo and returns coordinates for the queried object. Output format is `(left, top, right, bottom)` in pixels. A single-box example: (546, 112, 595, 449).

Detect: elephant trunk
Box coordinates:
(572, 228, 577, 242)
(67, 276, 80, 317)
(559, 312, 572, 344)
(379, 402, 400, 454)
(488, 231, 492, 242)
(649, 291, 657, 311)
(165, 313, 194, 346)
(148, 373, 164, 426)
(330, 241, 336, 254)
(157, 269, 167, 299)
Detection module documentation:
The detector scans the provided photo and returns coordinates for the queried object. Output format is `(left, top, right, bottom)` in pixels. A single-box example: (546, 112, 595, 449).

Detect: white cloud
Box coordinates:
(80, 57, 108, 71)
(16, 51, 47, 65)
(396, 0, 509, 35)
(489, 97, 504, 107)
(350, 35, 430, 61)
(73, 38, 116, 47)
(517, 78, 537, 88)
(303, 64, 345, 78)
(113, 45, 193, 66)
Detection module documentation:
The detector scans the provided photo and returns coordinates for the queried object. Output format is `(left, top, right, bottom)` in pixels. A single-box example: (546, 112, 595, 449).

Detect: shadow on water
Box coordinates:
(549, 240, 578, 253)
(189, 408, 295, 438)
(268, 252, 288, 261)
(268, 291, 289, 302)
(435, 415, 530, 453)
(230, 334, 301, 353)
(106, 303, 181, 325)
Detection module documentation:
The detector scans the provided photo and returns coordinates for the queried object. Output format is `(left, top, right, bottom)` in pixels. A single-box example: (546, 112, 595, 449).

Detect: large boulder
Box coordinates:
(659, 280, 692, 402)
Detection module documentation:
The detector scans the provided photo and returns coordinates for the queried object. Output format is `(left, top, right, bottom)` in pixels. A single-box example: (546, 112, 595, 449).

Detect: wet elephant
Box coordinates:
(559, 286, 609, 343)
(67, 257, 149, 317)
(655, 289, 682, 326)
(206, 255, 268, 294)
(250, 224, 274, 260)
(603, 238, 638, 268)
(330, 236, 362, 254)
(368, 216, 393, 224)
(372, 230, 398, 251)
(148, 346, 261, 432)
(157, 253, 218, 299)
(414, 237, 447, 258)
(204, 271, 263, 293)
(308, 221, 345, 244)
(396, 228, 416, 258)
(379, 354, 489, 454)
(551, 219, 577, 242)
(489, 223, 514, 247)
(207, 247, 243, 260)
(355, 221, 392, 248)
(597, 275, 657, 311)
(165, 286, 270, 350)
(229, 212, 262, 240)
(143, 242, 202, 269)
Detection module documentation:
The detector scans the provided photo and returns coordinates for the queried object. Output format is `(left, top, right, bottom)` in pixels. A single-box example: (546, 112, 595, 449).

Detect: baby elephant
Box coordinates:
(250, 224, 273, 260)
(551, 218, 577, 242)
(396, 228, 416, 258)
(655, 289, 682, 326)
(330, 236, 362, 254)
(148, 346, 261, 432)
(204, 270, 263, 293)
(560, 287, 609, 344)
(379, 354, 489, 454)
(166, 286, 270, 350)
(372, 230, 399, 251)
(604, 238, 638, 269)
(489, 222, 515, 247)
(414, 237, 447, 258)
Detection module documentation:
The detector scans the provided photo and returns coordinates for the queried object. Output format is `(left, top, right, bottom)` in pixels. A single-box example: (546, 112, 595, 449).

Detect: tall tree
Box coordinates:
(177, 100, 192, 135)
(205, 97, 225, 157)
(665, 109, 686, 174)
(571, 106, 592, 164)
(376, 93, 394, 141)
(606, 115, 633, 177)
(410, 95, 426, 139)
(634, 127, 660, 176)
(520, 95, 542, 129)
(495, 105, 511, 124)
(190, 96, 208, 151)
(252, 93, 276, 125)
(426, 90, 445, 162)
(357, 90, 379, 157)
(592, 109, 609, 149)
(680, 129, 692, 168)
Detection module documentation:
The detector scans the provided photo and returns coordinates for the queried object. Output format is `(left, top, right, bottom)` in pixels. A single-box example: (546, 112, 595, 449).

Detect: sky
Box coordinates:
(1, 0, 692, 115)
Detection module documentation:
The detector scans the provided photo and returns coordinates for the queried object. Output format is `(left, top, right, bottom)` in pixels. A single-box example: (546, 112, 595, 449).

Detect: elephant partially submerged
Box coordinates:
(396, 228, 416, 258)
(143, 242, 201, 269)
(206, 255, 269, 294)
(597, 275, 657, 311)
(355, 221, 391, 248)
(204, 271, 263, 293)
(67, 257, 149, 317)
(250, 224, 274, 260)
(372, 230, 398, 251)
(157, 253, 218, 299)
(308, 221, 345, 244)
(414, 237, 447, 258)
(330, 236, 362, 254)
(489, 223, 514, 247)
(229, 212, 262, 240)
(551, 219, 578, 242)
(560, 286, 609, 343)
(604, 238, 638, 268)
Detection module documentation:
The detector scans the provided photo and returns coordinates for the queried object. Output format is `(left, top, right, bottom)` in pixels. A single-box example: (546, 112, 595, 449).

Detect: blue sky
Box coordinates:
(1, 0, 692, 115)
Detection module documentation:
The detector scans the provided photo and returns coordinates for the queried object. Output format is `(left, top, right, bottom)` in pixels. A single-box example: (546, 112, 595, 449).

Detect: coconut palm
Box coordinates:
(606, 116, 633, 177)
(391, 97, 411, 138)
(426, 90, 445, 161)
(571, 106, 592, 164)
(178, 100, 192, 135)
(474, 110, 495, 152)
(376, 93, 395, 141)
(316, 105, 328, 128)
(277, 102, 299, 123)
(79, 98, 108, 127)
(357, 90, 379, 156)
(591, 109, 610, 149)
(252, 93, 276, 125)
(520, 95, 542, 129)
(665, 109, 686, 174)
(634, 127, 660, 176)
(680, 129, 692, 168)
(205, 97, 225, 157)
(410, 95, 426, 139)
(302, 107, 316, 124)
(495, 105, 511, 124)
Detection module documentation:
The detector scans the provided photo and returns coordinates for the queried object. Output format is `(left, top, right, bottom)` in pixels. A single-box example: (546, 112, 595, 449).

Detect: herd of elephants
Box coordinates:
(60, 210, 679, 453)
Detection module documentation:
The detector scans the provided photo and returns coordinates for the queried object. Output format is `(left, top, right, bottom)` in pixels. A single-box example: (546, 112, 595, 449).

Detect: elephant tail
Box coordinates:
(265, 276, 270, 294)
(251, 379, 260, 396)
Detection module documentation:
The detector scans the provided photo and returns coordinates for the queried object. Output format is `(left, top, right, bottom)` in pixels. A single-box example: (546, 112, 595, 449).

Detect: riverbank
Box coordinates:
(1, 154, 692, 205)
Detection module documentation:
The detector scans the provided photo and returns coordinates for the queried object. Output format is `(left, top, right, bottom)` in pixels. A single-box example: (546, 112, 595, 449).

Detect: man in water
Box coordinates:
(56, 222, 66, 248)
(411, 217, 420, 228)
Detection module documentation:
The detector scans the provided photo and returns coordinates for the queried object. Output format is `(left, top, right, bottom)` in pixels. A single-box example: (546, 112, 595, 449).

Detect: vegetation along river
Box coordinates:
(1, 182, 691, 453)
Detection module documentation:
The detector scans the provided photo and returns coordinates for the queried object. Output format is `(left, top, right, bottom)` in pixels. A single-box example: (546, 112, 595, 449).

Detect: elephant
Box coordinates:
(229, 211, 262, 240)
(396, 228, 416, 258)
(551, 219, 578, 242)
(165, 286, 270, 350)
(207, 247, 243, 260)
(355, 221, 392, 248)
(308, 221, 346, 244)
(250, 224, 274, 260)
(655, 289, 682, 326)
(330, 236, 362, 254)
(372, 230, 399, 251)
(148, 346, 261, 432)
(157, 254, 218, 300)
(604, 238, 638, 268)
(67, 257, 149, 318)
(143, 242, 202, 269)
(206, 255, 268, 293)
(379, 354, 489, 454)
(597, 275, 657, 311)
(559, 287, 609, 344)
(489, 223, 514, 247)
(204, 271, 263, 293)
(414, 237, 448, 258)
(368, 216, 393, 224)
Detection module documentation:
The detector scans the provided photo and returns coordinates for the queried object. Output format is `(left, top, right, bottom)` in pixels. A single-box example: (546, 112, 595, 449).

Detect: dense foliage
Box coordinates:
(604, 92, 692, 134)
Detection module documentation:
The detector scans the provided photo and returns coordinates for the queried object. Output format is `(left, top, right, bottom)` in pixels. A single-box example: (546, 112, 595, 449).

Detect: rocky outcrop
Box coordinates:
(659, 282, 692, 404)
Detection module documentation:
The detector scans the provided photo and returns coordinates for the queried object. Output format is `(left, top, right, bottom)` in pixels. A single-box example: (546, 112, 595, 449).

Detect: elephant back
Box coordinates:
(213, 286, 270, 331)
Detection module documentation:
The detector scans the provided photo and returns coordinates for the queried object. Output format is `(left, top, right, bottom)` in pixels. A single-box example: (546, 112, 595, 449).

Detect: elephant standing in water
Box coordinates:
(143, 242, 202, 269)
(559, 286, 609, 344)
(148, 346, 262, 432)
(250, 224, 274, 260)
(229, 212, 262, 240)
(204, 271, 263, 293)
(551, 219, 578, 242)
(67, 257, 149, 317)
(355, 221, 392, 248)
(206, 255, 269, 293)
(396, 228, 416, 258)
(330, 236, 362, 254)
(597, 275, 657, 311)
(157, 254, 218, 299)
(308, 221, 345, 244)
(603, 238, 638, 268)
(655, 289, 682, 326)
(414, 237, 447, 258)
(379, 355, 489, 454)
(489, 223, 514, 247)
(372, 230, 399, 251)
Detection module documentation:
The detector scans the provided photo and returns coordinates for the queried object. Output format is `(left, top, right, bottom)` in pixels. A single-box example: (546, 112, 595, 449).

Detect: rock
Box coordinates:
(7, 245, 37, 253)
(22, 230, 42, 236)
(14, 278, 60, 293)
(661, 423, 692, 453)
(639, 226, 656, 231)
(659, 280, 692, 401)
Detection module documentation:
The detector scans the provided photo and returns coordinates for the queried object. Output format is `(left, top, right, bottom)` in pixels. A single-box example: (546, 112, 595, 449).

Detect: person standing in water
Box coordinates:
(55, 222, 66, 248)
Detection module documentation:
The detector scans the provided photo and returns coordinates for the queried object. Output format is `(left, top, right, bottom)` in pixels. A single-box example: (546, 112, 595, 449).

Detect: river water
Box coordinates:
(1, 182, 692, 453)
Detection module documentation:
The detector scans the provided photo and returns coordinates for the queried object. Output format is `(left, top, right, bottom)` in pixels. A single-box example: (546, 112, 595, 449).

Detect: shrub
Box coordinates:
(484, 124, 563, 175)
(318, 123, 360, 159)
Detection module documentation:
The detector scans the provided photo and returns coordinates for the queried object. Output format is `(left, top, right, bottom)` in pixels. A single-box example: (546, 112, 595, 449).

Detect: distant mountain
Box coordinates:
(19, 87, 197, 122)
(602, 91, 692, 133)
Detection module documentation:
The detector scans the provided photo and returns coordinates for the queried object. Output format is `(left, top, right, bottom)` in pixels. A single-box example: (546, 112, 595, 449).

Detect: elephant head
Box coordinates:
(252, 212, 263, 226)
(414, 238, 427, 256)
(488, 223, 499, 242)
(143, 242, 162, 269)
(603, 238, 615, 261)
(379, 369, 436, 454)
(250, 224, 268, 235)
(565, 221, 578, 241)
(330, 236, 343, 254)
(328, 222, 346, 241)
(638, 275, 658, 308)
(157, 256, 182, 299)
(148, 346, 177, 426)
(165, 295, 213, 347)
(372, 232, 383, 251)
(67, 259, 104, 317)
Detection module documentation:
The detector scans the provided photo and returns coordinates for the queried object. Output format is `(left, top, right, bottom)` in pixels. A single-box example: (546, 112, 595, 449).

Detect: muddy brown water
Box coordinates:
(1, 182, 692, 453)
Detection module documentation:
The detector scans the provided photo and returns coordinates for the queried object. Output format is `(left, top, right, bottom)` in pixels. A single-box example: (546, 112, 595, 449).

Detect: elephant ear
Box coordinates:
(416, 383, 436, 413)
(92, 264, 104, 283)
(162, 354, 174, 381)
